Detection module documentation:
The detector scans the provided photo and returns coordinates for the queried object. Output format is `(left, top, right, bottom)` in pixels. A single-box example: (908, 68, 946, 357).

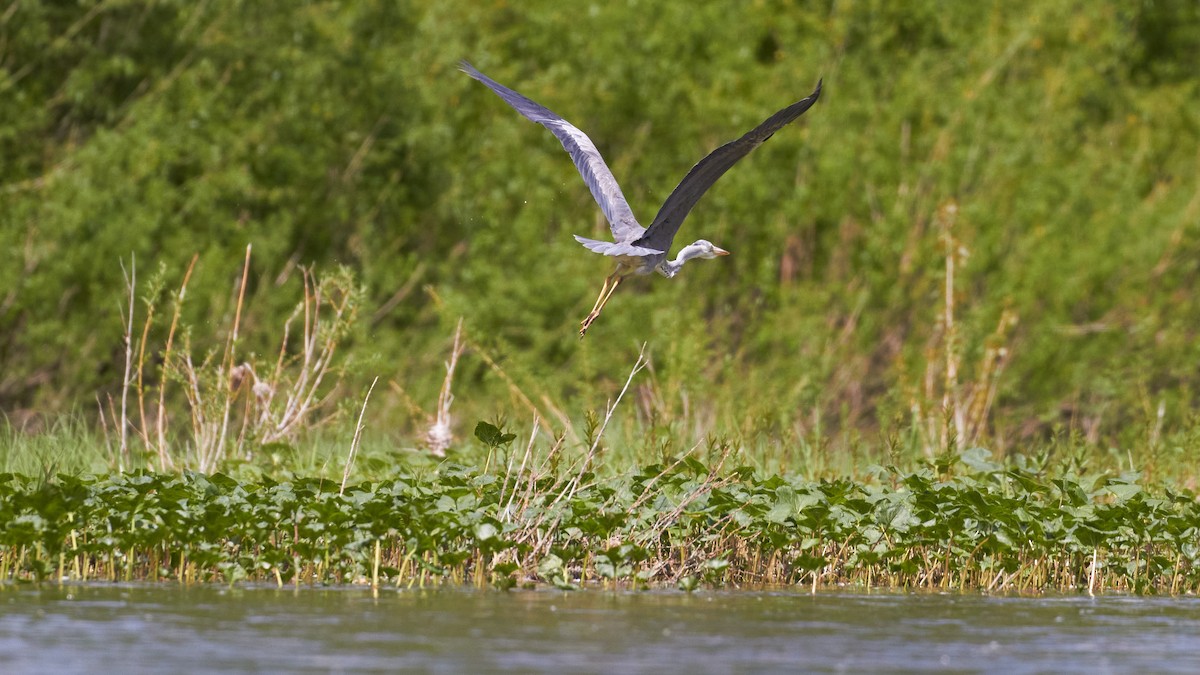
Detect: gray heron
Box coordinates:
(461, 61, 821, 337)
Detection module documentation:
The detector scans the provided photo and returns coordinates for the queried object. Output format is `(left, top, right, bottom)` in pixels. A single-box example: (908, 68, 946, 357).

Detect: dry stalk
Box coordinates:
(180, 351, 218, 471)
(341, 376, 380, 495)
(215, 244, 253, 461)
(509, 433, 566, 531)
(155, 254, 198, 470)
(959, 308, 1018, 445)
(95, 395, 112, 466)
(135, 273, 156, 457)
(426, 319, 465, 457)
(555, 343, 648, 508)
(499, 415, 540, 519)
(641, 442, 737, 552)
(1088, 548, 1099, 596)
(170, 263, 356, 470)
(914, 201, 1017, 453)
(940, 202, 961, 449)
(370, 261, 425, 327)
(256, 267, 353, 444)
(497, 347, 650, 565)
(117, 256, 136, 469)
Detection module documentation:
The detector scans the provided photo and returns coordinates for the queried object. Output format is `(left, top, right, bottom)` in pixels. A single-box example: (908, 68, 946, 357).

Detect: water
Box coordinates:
(2, 585, 1197, 673)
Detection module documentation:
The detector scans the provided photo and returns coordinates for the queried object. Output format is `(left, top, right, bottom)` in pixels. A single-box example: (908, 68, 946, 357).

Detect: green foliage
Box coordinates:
(2, 0, 1200, 468)
(473, 421, 516, 450)
(1, 452, 1199, 593)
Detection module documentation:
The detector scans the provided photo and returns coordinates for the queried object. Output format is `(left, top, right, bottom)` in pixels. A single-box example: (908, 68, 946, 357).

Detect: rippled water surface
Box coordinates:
(2, 585, 1198, 673)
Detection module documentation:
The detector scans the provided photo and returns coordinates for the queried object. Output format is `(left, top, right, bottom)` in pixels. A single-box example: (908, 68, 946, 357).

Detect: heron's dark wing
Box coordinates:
(636, 80, 822, 253)
(461, 61, 646, 244)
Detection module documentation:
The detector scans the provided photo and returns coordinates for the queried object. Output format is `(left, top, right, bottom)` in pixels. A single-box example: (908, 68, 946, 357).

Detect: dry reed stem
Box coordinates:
(188, 268, 350, 455)
(940, 202, 960, 448)
(641, 443, 737, 569)
(913, 201, 1017, 453)
(260, 268, 352, 444)
(1088, 548, 1098, 596)
(95, 395, 111, 465)
(498, 346, 650, 566)
(214, 244, 253, 465)
(135, 271, 156, 456)
(370, 262, 425, 327)
(499, 415, 540, 520)
(156, 254, 197, 470)
(180, 352, 212, 469)
(555, 343, 648, 508)
(341, 376, 379, 495)
(117, 256, 136, 469)
(426, 319, 464, 457)
(158, 260, 356, 471)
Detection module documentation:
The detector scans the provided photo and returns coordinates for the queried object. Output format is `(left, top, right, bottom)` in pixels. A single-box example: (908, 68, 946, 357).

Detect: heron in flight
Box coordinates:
(461, 61, 821, 337)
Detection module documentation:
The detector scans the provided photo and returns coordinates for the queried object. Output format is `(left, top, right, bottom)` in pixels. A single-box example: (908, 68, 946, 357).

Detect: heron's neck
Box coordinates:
(657, 243, 707, 279)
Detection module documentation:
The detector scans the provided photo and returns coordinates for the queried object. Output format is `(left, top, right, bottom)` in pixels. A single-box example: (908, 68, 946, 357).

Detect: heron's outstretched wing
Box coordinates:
(636, 80, 822, 253)
(461, 61, 646, 244)
(572, 235, 662, 258)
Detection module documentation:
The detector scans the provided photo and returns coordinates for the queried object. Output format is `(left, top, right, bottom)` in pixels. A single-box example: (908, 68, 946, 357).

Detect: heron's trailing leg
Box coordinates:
(579, 271, 623, 337)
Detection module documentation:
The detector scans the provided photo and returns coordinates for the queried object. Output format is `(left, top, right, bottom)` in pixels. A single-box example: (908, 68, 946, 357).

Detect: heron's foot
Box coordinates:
(579, 312, 598, 338)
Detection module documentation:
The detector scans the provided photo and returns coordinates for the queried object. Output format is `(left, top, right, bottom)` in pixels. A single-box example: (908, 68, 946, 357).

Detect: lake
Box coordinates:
(2, 585, 1197, 673)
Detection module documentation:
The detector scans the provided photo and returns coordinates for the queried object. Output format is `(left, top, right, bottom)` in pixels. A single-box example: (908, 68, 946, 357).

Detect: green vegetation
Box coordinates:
(2, 448, 1197, 594)
(2, 2, 1200, 591)
(3, 0, 1200, 461)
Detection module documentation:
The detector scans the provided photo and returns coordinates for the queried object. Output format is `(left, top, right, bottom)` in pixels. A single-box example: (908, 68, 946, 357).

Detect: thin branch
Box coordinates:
(156, 254, 197, 470)
(341, 376, 379, 496)
(215, 244, 252, 465)
(555, 343, 648, 507)
(118, 256, 136, 466)
(426, 319, 465, 456)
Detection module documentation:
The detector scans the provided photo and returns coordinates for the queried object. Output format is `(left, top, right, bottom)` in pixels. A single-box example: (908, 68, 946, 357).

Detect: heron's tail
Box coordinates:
(573, 235, 663, 258)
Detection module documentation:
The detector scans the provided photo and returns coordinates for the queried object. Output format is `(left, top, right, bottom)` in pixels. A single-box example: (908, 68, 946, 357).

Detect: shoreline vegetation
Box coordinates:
(3, 324, 1197, 595)
(1, 449, 1196, 594)
(2, 319, 1197, 595)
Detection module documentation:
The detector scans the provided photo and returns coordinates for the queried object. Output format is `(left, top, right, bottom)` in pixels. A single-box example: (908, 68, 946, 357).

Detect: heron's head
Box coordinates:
(687, 239, 731, 260)
(660, 239, 730, 278)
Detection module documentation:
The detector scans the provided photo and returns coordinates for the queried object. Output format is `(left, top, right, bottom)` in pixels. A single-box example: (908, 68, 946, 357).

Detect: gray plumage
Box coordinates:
(460, 60, 821, 335)
(459, 62, 647, 246)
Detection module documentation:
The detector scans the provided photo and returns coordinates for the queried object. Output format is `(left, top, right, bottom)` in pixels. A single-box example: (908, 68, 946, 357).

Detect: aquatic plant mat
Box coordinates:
(3, 456, 1197, 595)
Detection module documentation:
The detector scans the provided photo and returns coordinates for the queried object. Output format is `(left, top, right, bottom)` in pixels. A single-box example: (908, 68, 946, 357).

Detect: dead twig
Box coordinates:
(341, 376, 380, 495)
(426, 319, 465, 457)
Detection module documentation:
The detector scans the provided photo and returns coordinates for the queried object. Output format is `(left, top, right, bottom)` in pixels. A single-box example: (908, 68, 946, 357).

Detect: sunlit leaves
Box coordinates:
(1, 454, 1199, 592)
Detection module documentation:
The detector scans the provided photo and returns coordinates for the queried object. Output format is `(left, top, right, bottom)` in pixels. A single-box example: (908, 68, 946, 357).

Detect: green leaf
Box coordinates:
(1106, 483, 1142, 503)
(475, 522, 498, 542)
(474, 421, 517, 448)
(960, 447, 1001, 473)
(536, 553, 564, 578)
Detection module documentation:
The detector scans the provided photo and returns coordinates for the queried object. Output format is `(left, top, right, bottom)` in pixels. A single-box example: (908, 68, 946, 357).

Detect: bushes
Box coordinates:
(2, 1, 1200, 459)
(1, 453, 1197, 592)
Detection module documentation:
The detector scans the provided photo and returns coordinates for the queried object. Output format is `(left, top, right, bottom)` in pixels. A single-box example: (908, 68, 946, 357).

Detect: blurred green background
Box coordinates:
(2, 0, 1199, 470)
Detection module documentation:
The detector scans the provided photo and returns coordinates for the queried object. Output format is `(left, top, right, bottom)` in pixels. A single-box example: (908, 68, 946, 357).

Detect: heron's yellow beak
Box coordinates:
(713, 246, 730, 256)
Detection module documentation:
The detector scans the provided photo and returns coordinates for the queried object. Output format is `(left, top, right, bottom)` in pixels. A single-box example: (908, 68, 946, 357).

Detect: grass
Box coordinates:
(0, 445, 1196, 594)
(3, 292, 1196, 595)
(46, 246, 1194, 488)
(0, 417, 110, 478)
(3, 338, 1197, 596)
